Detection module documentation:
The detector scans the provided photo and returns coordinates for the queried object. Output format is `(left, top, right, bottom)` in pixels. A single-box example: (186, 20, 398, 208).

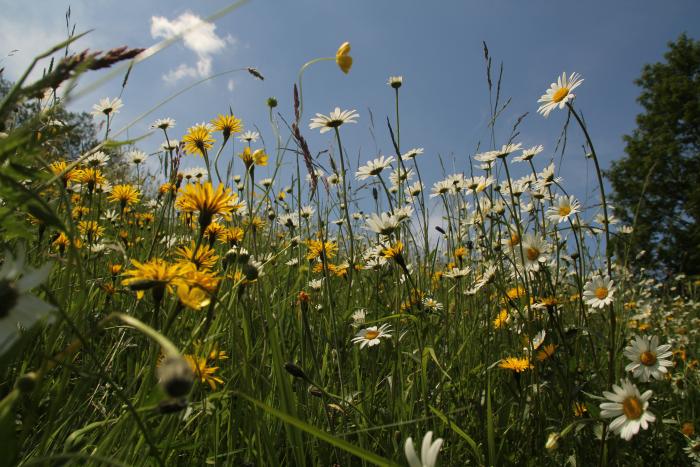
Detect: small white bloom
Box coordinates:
(599, 379, 655, 441)
(351, 323, 392, 349)
(404, 431, 443, 467)
(623, 335, 673, 382)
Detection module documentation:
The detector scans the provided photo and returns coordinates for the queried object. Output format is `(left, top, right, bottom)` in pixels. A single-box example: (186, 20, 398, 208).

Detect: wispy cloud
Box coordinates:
(150, 11, 235, 84)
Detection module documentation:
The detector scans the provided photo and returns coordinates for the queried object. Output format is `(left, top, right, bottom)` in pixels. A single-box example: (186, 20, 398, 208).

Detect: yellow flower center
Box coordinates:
(622, 396, 643, 420)
(552, 87, 570, 103)
(558, 206, 571, 217)
(595, 287, 609, 300)
(526, 247, 540, 261)
(509, 233, 520, 246)
(640, 351, 657, 366)
(364, 330, 380, 340)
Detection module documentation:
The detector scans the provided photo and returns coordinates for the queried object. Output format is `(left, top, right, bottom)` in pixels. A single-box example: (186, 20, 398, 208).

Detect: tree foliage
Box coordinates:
(608, 33, 700, 275)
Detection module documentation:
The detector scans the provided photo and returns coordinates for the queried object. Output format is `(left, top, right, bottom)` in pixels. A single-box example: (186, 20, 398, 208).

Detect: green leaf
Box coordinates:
(430, 405, 484, 466)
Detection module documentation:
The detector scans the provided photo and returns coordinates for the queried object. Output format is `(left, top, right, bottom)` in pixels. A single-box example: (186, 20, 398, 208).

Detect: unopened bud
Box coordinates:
(284, 362, 307, 379)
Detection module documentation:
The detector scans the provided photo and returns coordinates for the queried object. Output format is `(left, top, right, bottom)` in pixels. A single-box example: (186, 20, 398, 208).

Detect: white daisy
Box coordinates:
(583, 275, 615, 309)
(401, 147, 424, 160)
(599, 378, 655, 441)
(407, 181, 423, 197)
(127, 150, 148, 165)
(278, 213, 300, 229)
(308, 278, 324, 291)
(351, 323, 392, 349)
(85, 151, 110, 167)
(520, 233, 549, 272)
(351, 309, 367, 327)
(355, 156, 394, 180)
(443, 267, 471, 279)
(538, 72, 584, 117)
(422, 298, 443, 312)
(150, 118, 175, 130)
(623, 335, 673, 382)
(299, 205, 315, 219)
(238, 131, 260, 143)
(91, 97, 123, 118)
(0, 245, 55, 356)
(430, 179, 453, 198)
(512, 145, 544, 163)
(546, 195, 581, 224)
(309, 107, 359, 134)
(161, 139, 179, 151)
(365, 212, 401, 235)
(387, 76, 403, 88)
(404, 431, 443, 467)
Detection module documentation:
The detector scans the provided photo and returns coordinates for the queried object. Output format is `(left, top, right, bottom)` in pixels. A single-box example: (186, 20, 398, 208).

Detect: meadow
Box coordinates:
(0, 27, 698, 467)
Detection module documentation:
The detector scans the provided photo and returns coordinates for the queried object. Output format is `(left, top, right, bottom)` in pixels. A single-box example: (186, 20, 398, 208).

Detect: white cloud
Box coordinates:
(227, 79, 235, 92)
(150, 11, 234, 84)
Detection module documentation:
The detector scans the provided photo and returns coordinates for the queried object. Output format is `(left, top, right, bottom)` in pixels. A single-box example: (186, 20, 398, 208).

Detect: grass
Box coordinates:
(0, 25, 699, 467)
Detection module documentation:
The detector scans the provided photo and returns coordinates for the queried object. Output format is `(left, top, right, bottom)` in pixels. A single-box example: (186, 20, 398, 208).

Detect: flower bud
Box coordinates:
(157, 356, 194, 398)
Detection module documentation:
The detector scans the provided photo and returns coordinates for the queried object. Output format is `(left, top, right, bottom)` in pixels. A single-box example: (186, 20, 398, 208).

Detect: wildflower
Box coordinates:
(108, 184, 140, 210)
(443, 267, 470, 279)
(422, 298, 443, 312)
(404, 431, 443, 467)
(536, 343, 558, 362)
(381, 241, 404, 260)
(85, 151, 110, 167)
(177, 270, 220, 310)
(121, 259, 190, 301)
(355, 155, 394, 180)
(430, 179, 453, 198)
(335, 41, 352, 74)
(545, 433, 560, 451)
(77, 220, 104, 242)
(48, 160, 79, 185)
(547, 195, 581, 224)
(493, 309, 510, 329)
(176, 182, 237, 230)
(306, 239, 338, 261)
(157, 356, 194, 397)
(238, 130, 259, 143)
(388, 76, 403, 88)
(623, 335, 673, 382)
(573, 402, 588, 417)
(365, 212, 400, 235)
(308, 278, 324, 291)
(512, 145, 544, 163)
(583, 275, 615, 309)
(183, 123, 215, 156)
(521, 233, 549, 272)
(151, 118, 176, 130)
(211, 114, 243, 139)
(184, 354, 224, 390)
(499, 357, 533, 373)
(176, 241, 219, 270)
(91, 97, 123, 117)
(238, 147, 268, 169)
(599, 378, 655, 441)
(538, 72, 584, 117)
(309, 107, 359, 134)
(351, 309, 366, 327)
(0, 245, 54, 355)
(127, 150, 147, 165)
(352, 324, 392, 349)
(401, 147, 424, 160)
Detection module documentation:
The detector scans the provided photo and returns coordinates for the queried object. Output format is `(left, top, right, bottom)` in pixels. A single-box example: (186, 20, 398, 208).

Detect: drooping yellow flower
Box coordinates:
(176, 182, 237, 230)
(335, 41, 352, 74)
(536, 344, 558, 362)
(176, 268, 220, 310)
(381, 241, 404, 260)
(176, 241, 219, 270)
(211, 114, 243, 139)
(184, 354, 224, 390)
(108, 184, 140, 209)
(493, 309, 510, 329)
(183, 124, 215, 156)
(222, 226, 245, 245)
(204, 222, 226, 243)
(239, 147, 269, 169)
(52, 232, 82, 253)
(499, 357, 533, 373)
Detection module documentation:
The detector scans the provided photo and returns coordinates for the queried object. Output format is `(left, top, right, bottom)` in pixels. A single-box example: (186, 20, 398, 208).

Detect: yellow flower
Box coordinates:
(74, 167, 107, 192)
(183, 124, 215, 156)
(121, 258, 191, 301)
(176, 182, 237, 230)
(48, 160, 79, 185)
(211, 114, 243, 139)
(77, 220, 104, 242)
(238, 147, 268, 169)
(493, 309, 510, 329)
(536, 343, 558, 362)
(336, 41, 352, 74)
(222, 226, 245, 245)
(108, 184, 140, 209)
(381, 241, 404, 260)
(52, 232, 82, 253)
(176, 241, 219, 270)
(499, 357, 533, 373)
(306, 239, 338, 261)
(184, 355, 224, 390)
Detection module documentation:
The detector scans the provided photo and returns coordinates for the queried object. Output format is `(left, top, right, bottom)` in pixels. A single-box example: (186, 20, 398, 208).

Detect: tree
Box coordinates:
(607, 33, 700, 276)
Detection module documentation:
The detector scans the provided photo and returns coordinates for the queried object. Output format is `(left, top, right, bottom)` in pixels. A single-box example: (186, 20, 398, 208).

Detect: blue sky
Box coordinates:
(1, 0, 699, 218)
